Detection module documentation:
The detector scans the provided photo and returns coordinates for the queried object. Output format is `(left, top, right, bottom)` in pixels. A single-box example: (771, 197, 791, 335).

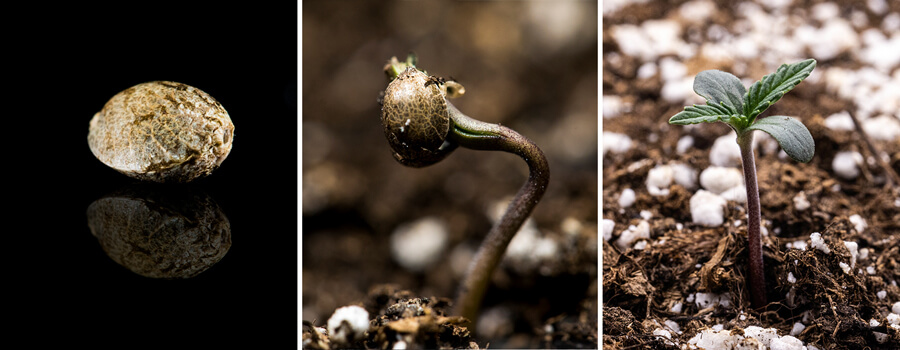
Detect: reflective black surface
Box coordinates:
(10, 3, 297, 347)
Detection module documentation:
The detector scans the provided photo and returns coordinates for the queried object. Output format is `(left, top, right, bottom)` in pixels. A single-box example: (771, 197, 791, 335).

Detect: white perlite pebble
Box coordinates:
(676, 135, 694, 155)
(477, 307, 514, 339)
(651, 328, 672, 340)
(840, 262, 851, 274)
(788, 240, 808, 251)
(671, 302, 683, 313)
(619, 188, 636, 207)
(664, 319, 681, 334)
(832, 151, 863, 179)
(659, 57, 688, 82)
(602, 132, 632, 155)
(867, 266, 877, 274)
(602, 219, 615, 241)
(844, 241, 859, 268)
(616, 221, 651, 250)
(602, 0, 651, 15)
(871, 318, 889, 343)
(448, 244, 475, 279)
(810, 232, 831, 254)
(893, 301, 900, 314)
(867, 0, 888, 15)
(791, 322, 806, 336)
(610, 20, 687, 61)
(823, 111, 855, 131)
(849, 214, 867, 234)
(862, 115, 900, 141)
(603, 95, 628, 118)
(671, 162, 698, 190)
(390, 217, 448, 272)
(851, 10, 869, 28)
(690, 190, 727, 227)
(860, 30, 900, 73)
(560, 217, 581, 237)
(661, 76, 699, 104)
(694, 292, 731, 309)
(745, 327, 802, 350)
(327, 306, 370, 345)
(647, 165, 674, 196)
(754, 127, 780, 155)
(720, 185, 748, 203)
(758, 0, 792, 10)
(884, 13, 900, 32)
(636, 62, 658, 79)
(679, 0, 717, 23)
(700, 166, 745, 194)
(888, 313, 900, 326)
(812, 2, 839, 21)
(788, 272, 797, 284)
(771, 337, 806, 350)
(786, 287, 798, 307)
(877, 290, 887, 299)
(795, 19, 859, 61)
(689, 326, 805, 350)
(793, 192, 811, 211)
(499, 201, 557, 268)
(709, 134, 742, 167)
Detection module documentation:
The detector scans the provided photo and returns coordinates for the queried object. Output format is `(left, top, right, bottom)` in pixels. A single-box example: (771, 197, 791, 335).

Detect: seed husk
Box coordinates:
(380, 67, 450, 167)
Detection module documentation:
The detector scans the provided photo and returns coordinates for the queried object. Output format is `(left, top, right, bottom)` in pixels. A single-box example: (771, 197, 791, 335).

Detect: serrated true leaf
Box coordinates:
(745, 115, 815, 163)
(744, 59, 816, 121)
(694, 70, 747, 117)
(669, 104, 736, 125)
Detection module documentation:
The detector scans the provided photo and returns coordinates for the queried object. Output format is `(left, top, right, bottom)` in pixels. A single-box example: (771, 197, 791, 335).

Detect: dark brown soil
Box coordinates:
(602, 1, 900, 349)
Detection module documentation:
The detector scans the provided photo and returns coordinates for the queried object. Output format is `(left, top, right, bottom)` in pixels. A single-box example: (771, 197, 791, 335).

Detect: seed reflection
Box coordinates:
(86, 185, 231, 279)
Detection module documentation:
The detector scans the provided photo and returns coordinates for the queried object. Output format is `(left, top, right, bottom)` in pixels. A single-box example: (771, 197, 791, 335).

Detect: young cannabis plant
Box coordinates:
(380, 54, 549, 326)
(669, 59, 817, 309)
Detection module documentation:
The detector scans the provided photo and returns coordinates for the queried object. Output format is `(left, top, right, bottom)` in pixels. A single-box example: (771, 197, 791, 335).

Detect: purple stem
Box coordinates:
(738, 131, 766, 309)
(446, 102, 550, 326)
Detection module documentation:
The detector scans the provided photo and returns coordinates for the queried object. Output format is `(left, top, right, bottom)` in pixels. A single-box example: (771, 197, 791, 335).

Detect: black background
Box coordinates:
(10, 3, 298, 347)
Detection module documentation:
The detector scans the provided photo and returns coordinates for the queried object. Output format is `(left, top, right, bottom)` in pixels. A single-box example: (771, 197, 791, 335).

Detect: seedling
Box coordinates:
(668, 59, 817, 309)
(379, 54, 549, 325)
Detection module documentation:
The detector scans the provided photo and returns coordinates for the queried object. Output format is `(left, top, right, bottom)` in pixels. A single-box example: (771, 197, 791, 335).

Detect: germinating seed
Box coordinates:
(381, 67, 450, 167)
(88, 81, 234, 183)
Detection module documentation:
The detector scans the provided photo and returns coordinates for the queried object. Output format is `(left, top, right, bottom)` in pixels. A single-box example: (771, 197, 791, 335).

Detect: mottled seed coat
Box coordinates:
(381, 67, 450, 167)
(88, 81, 234, 183)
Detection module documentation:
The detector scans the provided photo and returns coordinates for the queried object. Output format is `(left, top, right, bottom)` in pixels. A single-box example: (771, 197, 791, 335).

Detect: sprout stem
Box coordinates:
(737, 131, 766, 310)
(446, 102, 550, 325)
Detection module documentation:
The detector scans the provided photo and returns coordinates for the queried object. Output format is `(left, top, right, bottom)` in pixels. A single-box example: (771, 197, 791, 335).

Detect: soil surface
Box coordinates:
(603, 0, 900, 349)
(302, 1, 598, 348)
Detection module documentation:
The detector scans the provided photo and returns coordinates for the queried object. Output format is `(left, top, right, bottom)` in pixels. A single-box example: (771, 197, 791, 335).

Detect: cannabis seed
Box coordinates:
(88, 81, 234, 183)
(381, 67, 450, 167)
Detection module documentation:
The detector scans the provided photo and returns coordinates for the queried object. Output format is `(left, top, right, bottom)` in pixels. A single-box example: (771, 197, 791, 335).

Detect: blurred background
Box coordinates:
(302, 0, 598, 346)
